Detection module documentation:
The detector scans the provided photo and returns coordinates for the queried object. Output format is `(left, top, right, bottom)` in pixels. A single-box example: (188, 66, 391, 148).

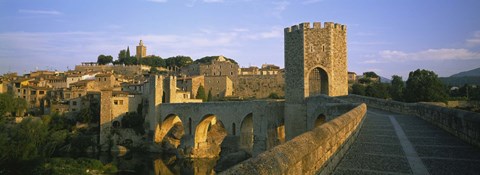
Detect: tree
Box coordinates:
(76, 108, 93, 123)
(0, 118, 67, 163)
(363, 71, 379, 78)
(97, 55, 113, 65)
(118, 49, 127, 64)
(389, 75, 405, 101)
(194, 56, 238, 65)
(365, 83, 390, 99)
(0, 92, 26, 117)
(207, 89, 213, 101)
(121, 112, 145, 135)
(126, 46, 130, 58)
(165, 56, 193, 68)
(404, 69, 448, 103)
(196, 85, 206, 102)
(150, 67, 160, 74)
(124, 56, 138, 65)
(139, 55, 165, 67)
(351, 83, 366, 96)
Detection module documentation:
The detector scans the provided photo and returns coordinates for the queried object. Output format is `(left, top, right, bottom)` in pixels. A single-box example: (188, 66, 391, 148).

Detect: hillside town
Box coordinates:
(0, 40, 293, 118)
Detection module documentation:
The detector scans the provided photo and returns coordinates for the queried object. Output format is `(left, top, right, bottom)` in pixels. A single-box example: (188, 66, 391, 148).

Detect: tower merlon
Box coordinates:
(284, 22, 347, 33)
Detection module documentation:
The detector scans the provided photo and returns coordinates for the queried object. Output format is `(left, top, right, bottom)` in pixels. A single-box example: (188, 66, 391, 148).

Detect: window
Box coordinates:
(78, 94, 82, 97)
(72, 101, 77, 106)
(39, 91, 45, 95)
(104, 78, 107, 81)
(114, 100, 118, 105)
(72, 109, 76, 112)
(230, 72, 233, 75)
(119, 100, 124, 105)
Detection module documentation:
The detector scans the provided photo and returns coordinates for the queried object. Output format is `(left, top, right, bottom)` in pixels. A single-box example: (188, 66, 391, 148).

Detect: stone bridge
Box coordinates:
(222, 95, 480, 175)
(148, 100, 285, 158)
(146, 96, 359, 158)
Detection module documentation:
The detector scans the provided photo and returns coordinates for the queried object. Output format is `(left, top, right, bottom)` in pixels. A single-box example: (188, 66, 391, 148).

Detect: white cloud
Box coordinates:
(246, 27, 283, 40)
(363, 48, 480, 64)
(466, 31, 480, 47)
(18, 9, 62, 15)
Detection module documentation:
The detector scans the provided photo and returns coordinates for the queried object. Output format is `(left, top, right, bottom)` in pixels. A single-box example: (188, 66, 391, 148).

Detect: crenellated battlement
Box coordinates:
(284, 22, 347, 33)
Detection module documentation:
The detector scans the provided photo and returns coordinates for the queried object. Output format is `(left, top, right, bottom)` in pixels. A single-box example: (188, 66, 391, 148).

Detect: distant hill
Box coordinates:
(380, 76, 391, 83)
(441, 67, 480, 86)
(450, 67, 480, 77)
(440, 76, 480, 86)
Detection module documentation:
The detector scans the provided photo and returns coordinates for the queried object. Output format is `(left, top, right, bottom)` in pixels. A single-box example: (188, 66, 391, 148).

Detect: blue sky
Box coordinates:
(1, 0, 479, 78)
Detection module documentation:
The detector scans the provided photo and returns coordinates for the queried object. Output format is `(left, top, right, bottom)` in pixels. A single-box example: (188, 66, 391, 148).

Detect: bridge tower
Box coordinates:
(284, 22, 348, 140)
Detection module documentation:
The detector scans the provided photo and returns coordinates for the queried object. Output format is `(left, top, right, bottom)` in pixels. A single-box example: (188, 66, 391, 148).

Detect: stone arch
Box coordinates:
(315, 113, 326, 127)
(154, 114, 183, 143)
(267, 117, 285, 149)
(240, 113, 253, 153)
(112, 120, 121, 129)
(307, 67, 329, 96)
(193, 114, 228, 158)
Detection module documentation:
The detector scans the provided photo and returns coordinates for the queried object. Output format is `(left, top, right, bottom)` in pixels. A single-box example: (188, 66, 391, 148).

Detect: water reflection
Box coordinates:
(99, 152, 218, 175)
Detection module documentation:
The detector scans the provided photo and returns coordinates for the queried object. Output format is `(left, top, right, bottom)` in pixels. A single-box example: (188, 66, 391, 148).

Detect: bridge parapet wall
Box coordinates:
(340, 94, 480, 148)
(220, 103, 367, 175)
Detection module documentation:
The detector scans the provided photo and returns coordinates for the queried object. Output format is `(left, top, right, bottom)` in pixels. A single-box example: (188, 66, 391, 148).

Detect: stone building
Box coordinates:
(348, 71, 357, 83)
(239, 66, 260, 75)
(0, 79, 8, 93)
(284, 22, 348, 139)
(47, 76, 67, 89)
(74, 63, 150, 76)
(181, 55, 239, 80)
(177, 75, 205, 98)
(204, 76, 233, 100)
(136, 40, 147, 62)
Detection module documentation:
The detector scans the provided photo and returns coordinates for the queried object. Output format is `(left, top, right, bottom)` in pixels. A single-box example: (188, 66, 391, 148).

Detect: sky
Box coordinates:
(0, 0, 480, 78)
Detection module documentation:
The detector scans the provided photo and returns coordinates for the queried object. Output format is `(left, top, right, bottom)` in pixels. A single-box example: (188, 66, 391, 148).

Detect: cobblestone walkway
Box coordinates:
(333, 108, 480, 175)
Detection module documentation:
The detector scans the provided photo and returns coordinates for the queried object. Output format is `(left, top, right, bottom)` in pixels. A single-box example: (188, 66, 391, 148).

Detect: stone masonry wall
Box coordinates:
(339, 94, 480, 148)
(221, 103, 367, 175)
(235, 74, 285, 99)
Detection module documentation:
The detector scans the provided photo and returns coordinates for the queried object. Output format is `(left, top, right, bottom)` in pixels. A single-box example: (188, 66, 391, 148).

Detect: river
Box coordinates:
(86, 152, 218, 175)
